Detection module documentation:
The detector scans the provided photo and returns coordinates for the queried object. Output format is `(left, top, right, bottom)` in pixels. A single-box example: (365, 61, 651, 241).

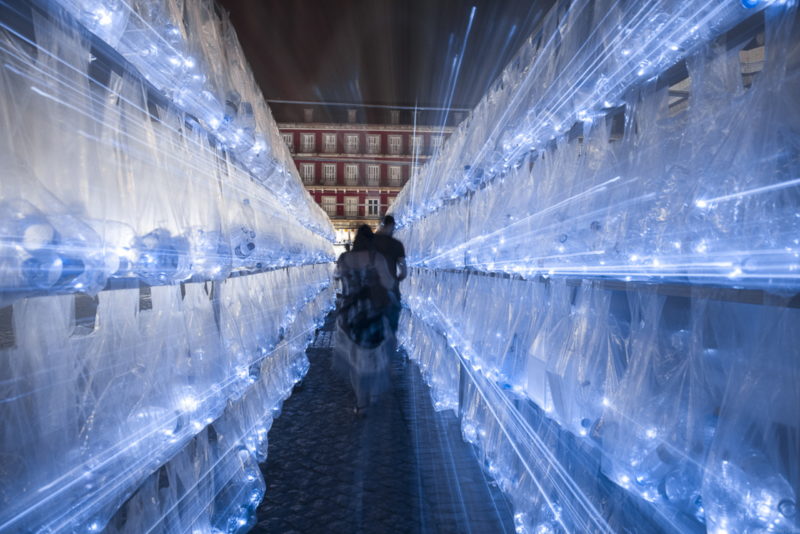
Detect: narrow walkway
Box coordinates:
(251, 314, 514, 534)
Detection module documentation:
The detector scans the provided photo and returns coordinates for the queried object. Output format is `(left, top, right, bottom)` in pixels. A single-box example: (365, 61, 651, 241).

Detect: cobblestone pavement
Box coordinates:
(251, 315, 514, 534)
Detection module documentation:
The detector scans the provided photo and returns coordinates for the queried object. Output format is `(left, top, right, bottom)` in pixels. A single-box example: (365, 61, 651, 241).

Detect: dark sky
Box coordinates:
(218, 0, 553, 112)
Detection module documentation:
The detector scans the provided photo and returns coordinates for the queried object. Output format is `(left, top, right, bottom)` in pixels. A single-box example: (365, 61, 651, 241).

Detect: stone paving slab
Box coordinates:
(251, 315, 514, 534)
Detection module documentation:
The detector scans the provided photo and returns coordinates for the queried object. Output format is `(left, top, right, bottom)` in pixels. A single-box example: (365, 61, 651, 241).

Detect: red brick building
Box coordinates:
(276, 106, 456, 243)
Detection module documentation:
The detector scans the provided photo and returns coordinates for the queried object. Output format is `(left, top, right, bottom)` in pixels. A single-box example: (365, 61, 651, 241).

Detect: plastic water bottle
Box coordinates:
(231, 226, 258, 271)
(704, 451, 797, 533)
(188, 228, 232, 280)
(13, 213, 99, 292)
(137, 228, 191, 284)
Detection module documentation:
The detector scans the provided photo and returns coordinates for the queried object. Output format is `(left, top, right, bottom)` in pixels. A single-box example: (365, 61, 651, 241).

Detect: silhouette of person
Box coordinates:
(372, 215, 406, 333)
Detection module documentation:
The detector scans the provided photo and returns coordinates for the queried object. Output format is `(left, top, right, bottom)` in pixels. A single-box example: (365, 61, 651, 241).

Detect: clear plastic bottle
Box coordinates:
(704, 451, 797, 533)
(137, 228, 191, 285)
(188, 228, 232, 280)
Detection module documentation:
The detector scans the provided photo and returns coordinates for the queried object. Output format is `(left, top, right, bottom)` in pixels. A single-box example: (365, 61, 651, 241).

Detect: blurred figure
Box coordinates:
(333, 242, 352, 283)
(333, 242, 350, 308)
(335, 225, 398, 415)
(372, 215, 406, 333)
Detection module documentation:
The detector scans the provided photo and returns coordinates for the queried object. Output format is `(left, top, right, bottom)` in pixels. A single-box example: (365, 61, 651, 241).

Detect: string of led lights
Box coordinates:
(400, 266, 799, 533)
(0, 1, 338, 532)
(394, 0, 778, 227)
(392, 3, 799, 532)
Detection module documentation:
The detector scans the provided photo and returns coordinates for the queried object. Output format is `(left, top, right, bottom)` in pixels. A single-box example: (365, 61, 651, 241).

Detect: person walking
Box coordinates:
(334, 225, 397, 415)
(371, 215, 406, 333)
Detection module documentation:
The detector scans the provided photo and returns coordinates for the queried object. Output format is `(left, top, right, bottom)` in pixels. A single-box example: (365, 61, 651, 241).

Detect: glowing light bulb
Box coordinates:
(179, 395, 199, 412)
(92, 7, 113, 27)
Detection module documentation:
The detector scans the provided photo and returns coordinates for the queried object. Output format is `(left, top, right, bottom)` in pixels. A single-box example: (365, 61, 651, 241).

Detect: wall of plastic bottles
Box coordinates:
(0, 0, 335, 532)
(393, 1, 800, 533)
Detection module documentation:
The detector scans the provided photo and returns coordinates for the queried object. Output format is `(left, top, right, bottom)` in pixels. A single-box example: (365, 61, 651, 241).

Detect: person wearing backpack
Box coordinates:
(334, 225, 398, 415)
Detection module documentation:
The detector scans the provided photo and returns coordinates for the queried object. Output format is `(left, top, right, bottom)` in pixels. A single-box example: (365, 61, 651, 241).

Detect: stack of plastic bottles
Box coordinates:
(0, 1, 335, 532)
(394, 1, 800, 533)
(397, 1, 799, 286)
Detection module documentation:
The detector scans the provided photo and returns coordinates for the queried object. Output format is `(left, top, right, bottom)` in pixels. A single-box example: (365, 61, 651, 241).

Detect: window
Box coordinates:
(410, 135, 423, 155)
(345, 196, 358, 217)
(321, 196, 336, 217)
(387, 196, 396, 209)
(301, 163, 314, 184)
(345, 134, 359, 154)
(366, 165, 380, 186)
(303, 108, 314, 122)
(344, 164, 359, 185)
(389, 110, 400, 124)
(389, 165, 402, 186)
(388, 135, 402, 155)
(431, 135, 443, 151)
(282, 133, 294, 152)
(322, 163, 336, 184)
(366, 134, 380, 154)
(347, 109, 358, 123)
(366, 198, 379, 216)
(301, 133, 315, 153)
(323, 133, 337, 153)
(411, 164, 421, 178)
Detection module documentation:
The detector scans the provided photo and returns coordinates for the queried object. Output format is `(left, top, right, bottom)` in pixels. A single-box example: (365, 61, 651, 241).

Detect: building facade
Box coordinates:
(277, 109, 455, 243)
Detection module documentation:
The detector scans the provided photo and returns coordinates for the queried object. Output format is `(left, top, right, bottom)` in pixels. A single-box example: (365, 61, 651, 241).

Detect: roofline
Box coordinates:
(268, 99, 471, 112)
(277, 122, 456, 133)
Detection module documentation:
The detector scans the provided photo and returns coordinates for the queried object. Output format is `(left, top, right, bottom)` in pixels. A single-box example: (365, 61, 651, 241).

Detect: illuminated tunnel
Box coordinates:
(0, 1, 798, 533)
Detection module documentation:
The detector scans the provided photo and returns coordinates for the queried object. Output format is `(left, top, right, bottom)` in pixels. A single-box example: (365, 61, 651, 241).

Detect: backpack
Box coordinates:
(338, 251, 390, 349)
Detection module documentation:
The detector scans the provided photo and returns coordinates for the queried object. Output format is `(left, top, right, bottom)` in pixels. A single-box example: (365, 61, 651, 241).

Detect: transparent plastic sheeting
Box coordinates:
(1, 266, 336, 533)
(0, 2, 338, 533)
(390, 1, 800, 533)
(0, 9, 334, 301)
(394, 2, 800, 287)
(52, 0, 331, 239)
(400, 271, 800, 534)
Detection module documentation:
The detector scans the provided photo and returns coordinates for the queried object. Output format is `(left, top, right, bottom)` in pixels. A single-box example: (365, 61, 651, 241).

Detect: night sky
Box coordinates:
(218, 0, 554, 113)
